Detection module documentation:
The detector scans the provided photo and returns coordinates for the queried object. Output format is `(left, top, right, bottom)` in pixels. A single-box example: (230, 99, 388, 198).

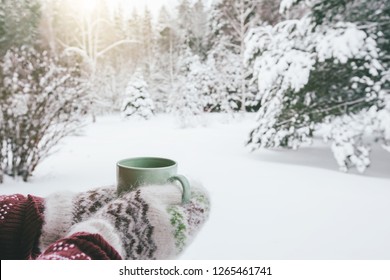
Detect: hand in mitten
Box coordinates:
(39, 186, 117, 251)
(67, 181, 210, 260)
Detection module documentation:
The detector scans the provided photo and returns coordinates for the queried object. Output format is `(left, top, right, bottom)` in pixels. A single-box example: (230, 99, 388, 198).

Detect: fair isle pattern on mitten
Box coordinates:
(39, 186, 116, 251)
(167, 186, 210, 253)
(69, 190, 157, 260)
(37, 232, 122, 260)
(103, 191, 156, 259)
(67, 182, 210, 260)
(137, 183, 210, 258)
(72, 186, 117, 223)
(0, 194, 44, 260)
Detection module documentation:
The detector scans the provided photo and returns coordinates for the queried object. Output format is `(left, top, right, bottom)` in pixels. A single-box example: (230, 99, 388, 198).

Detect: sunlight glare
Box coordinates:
(69, 0, 172, 19)
(79, 0, 97, 15)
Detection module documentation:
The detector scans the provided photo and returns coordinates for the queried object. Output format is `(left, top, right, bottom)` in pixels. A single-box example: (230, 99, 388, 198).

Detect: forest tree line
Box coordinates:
(0, 0, 389, 182)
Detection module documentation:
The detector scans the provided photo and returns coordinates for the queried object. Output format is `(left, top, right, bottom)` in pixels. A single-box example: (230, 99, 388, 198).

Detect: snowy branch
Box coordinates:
(97, 39, 139, 58)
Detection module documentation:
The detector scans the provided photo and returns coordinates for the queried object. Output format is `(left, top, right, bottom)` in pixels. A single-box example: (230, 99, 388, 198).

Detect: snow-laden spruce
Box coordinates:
(122, 71, 154, 120)
(246, 0, 390, 172)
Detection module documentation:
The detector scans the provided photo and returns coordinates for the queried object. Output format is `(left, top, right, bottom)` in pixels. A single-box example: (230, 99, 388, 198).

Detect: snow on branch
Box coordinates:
(246, 5, 387, 172)
(0, 46, 88, 182)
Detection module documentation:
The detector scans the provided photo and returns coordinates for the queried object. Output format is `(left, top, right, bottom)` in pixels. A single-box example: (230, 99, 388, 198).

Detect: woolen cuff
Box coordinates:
(0, 194, 44, 260)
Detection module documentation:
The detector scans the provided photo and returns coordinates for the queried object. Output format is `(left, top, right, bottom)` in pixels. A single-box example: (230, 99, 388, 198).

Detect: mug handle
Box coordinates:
(168, 175, 191, 204)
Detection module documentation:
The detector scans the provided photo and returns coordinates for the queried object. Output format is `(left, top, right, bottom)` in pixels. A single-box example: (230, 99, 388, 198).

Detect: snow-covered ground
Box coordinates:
(1, 114, 390, 259)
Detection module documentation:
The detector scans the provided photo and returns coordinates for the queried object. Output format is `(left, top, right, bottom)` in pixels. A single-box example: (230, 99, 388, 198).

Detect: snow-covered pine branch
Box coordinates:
(246, 0, 389, 172)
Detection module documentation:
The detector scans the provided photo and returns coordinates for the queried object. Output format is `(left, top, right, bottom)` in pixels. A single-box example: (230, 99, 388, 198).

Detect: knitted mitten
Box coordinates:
(0, 194, 44, 260)
(67, 182, 210, 260)
(39, 186, 117, 251)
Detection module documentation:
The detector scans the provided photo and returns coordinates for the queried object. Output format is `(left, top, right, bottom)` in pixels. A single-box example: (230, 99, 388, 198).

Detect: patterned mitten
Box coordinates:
(67, 182, 210, 259)
(0, 194, 44, 259)
(39, 186, 117, 251)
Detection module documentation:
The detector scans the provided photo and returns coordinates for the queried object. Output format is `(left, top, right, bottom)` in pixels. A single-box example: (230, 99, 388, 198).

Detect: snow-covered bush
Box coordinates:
(122, 71, 154, 120)
(246, 0, 389, 172)
(0, 46, 88, 182)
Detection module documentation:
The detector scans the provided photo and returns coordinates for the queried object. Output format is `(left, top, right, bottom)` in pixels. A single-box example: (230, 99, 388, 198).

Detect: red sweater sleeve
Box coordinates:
(0, 194, 44, 260)
(1, 193, 122, 260)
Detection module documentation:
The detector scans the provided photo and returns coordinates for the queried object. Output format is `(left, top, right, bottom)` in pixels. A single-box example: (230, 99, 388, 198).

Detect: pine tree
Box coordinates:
(169, 47, 205, 127)
(189, 0, 208, 58)
(177, 0, 192, 34)
(0, 0, 41, 54)
(258, 0, 283, 25)
(122, 71, 154, 120)
(141, 7, 156, 76)
(152, 6, 181, 113)
(205, 37, 241, 113)
(207, 0, 262, 112)
(126, 7, 142, 63)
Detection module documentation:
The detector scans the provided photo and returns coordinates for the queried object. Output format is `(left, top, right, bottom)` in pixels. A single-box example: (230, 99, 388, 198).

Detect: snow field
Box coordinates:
(1, 114, 390, 259)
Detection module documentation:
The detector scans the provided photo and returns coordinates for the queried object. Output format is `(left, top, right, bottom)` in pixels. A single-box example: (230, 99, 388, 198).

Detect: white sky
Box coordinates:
(112, 0, 212, 17)
(74, 0, 180, 18)
(74, 0, 212, 21)
(112, 0, 182, 17)
(131, 0, 178, 14)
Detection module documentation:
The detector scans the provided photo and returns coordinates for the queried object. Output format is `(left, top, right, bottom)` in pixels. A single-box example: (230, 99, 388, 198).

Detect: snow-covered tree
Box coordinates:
(258, 0, 284, 25)
(141, 7, 156, 77)
(122, 71, 154, 120)
(207, 0, 262, 112)
(169, 47, 205, 127)
(92, 64, 131, 113)
(0, 0, 41, 54)
(52, 0, 137, 119)
(151, 6, 177, 112)
(0, 46, 87, 182)
(205, 37, 241, 113)
(188, 0, 208, 57)
(246, 0, 389, 172)
(177, 0, 193, 37)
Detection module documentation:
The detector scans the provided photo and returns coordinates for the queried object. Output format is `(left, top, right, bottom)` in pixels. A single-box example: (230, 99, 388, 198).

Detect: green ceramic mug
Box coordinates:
(116, 157, 191, 204)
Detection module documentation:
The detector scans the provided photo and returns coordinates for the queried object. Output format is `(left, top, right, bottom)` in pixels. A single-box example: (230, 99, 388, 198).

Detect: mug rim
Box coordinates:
(117, 157, 177, 170)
